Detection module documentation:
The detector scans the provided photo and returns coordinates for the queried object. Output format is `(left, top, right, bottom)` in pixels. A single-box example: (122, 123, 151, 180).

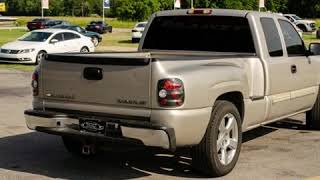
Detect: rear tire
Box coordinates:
(306, 93, 320, 130)
(191, 100, 242, 177)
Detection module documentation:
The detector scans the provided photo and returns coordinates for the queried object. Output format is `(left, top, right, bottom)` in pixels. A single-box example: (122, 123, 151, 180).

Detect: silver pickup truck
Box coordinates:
(25, 9, 320, 177)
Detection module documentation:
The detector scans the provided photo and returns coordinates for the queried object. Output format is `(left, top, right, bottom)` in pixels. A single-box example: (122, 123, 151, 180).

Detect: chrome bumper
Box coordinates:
(24, 109, 176, 151)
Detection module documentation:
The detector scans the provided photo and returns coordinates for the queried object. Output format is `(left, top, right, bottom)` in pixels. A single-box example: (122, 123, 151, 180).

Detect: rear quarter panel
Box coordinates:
(150, 58, 250, 109)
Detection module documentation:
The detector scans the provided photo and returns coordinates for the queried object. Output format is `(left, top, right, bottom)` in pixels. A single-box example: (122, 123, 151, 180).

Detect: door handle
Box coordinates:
(83, 67, 103, 80)
(291, 65, 297, 74)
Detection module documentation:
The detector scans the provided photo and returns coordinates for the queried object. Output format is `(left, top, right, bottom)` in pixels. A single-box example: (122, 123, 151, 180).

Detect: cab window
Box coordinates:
(278, 20, 306, 56)
(260, 18, 283, 57)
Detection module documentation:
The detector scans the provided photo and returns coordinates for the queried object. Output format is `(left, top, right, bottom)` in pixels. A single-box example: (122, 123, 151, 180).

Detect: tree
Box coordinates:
(111, 0, 160, 21)
(2, 0, 320, 19)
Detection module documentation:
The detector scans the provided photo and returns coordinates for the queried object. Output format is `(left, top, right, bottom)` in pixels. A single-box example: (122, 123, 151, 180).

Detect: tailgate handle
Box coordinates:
(83, 67, 103, 80)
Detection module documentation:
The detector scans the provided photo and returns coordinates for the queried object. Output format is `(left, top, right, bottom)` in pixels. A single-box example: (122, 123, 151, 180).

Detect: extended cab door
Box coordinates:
(265, 18, 318, 120)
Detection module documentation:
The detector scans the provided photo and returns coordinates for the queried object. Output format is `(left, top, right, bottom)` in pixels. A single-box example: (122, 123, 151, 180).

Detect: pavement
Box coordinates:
(1, 68, 320, 180)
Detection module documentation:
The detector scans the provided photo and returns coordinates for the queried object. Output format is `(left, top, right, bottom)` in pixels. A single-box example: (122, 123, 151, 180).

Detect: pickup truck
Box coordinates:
(284, 14, 317, 32)
(24, 9, 320, 177)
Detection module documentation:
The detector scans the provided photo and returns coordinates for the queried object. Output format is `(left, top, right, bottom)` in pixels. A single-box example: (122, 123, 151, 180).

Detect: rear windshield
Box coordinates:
(142, 16, 255, 53)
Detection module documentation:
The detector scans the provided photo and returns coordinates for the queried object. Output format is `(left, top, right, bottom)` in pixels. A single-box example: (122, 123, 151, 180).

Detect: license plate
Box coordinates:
(79, 118, 106, 135)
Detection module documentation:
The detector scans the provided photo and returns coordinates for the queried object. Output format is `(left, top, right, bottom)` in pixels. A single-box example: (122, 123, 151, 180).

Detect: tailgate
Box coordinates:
(41, 53, 152, 109)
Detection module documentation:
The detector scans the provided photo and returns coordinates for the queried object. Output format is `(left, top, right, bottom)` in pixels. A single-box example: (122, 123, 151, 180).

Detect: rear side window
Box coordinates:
(52, 33, 63, 42)
(142, 16, 255, 53)
(278, 20, 306, 56)
(260, 18, 283, 57)
(63, 33, 80, 40)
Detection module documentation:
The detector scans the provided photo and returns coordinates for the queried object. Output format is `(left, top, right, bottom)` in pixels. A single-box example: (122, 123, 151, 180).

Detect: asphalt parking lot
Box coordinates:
(1, 68, 320, 180)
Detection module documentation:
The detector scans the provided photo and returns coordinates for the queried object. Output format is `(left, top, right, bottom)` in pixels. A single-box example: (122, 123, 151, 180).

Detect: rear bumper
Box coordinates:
(24, 109, 176, 151)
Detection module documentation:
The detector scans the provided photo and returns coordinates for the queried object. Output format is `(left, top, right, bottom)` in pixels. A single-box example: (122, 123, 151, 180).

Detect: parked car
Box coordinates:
(132, 22, 148, 43)
(85, 21, 112, 34)
(51, 25, 102, 47)
(284, 14, 317, 32)
(27, 18, 50, 31)
(0, 29, 94, 64)
(24, 9, 320, 177)
(27, 18, 69, 31)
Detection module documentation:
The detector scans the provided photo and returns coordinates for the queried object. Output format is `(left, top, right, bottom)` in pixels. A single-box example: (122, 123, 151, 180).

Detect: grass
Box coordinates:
(316, 19, 320, 27)
(303, 34, 320, 46)
(14, 16, 137, 29)
(99, 31, 138, 47)
(0, 29, 27, 46)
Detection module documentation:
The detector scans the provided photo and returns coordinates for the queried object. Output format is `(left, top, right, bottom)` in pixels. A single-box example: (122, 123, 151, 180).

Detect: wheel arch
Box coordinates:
(80, 46, 90, 52)
(296, 23, 307, 31)
(216, 92, 245, 122)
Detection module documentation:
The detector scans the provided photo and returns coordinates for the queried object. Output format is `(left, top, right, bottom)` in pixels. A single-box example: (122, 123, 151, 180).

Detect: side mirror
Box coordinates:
(50, 39, 58, 44)
(309, 43, 320, 56)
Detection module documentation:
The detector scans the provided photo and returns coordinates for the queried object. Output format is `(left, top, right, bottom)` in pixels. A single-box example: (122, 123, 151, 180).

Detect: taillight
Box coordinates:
(32, 71, 39, 96)
(158, 78, 184, 107)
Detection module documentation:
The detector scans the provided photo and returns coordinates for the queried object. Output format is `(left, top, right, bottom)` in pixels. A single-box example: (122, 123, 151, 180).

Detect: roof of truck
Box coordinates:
(154, 9, 284, 18)
(155, 9, 251, 17)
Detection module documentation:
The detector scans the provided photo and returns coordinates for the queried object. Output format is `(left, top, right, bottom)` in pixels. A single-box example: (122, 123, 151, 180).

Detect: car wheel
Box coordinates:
(306, 93, 320, 130)
(191, 100, 242, 177)
(92, 37, 99, 47)
(35, 51, 46, 65)
(80, 47, 90, 53)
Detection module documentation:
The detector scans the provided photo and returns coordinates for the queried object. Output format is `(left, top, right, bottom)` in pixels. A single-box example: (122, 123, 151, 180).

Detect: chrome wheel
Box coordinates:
(217, 113, 238, 165)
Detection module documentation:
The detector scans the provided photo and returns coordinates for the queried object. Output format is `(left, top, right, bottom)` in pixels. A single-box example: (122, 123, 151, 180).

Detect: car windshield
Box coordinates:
(292, 15, 302, 20)
(19, 32, 53, 42)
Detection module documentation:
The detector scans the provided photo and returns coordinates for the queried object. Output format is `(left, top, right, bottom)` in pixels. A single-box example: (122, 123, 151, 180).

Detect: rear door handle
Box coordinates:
(83, 67, 103, 80)
(291, 65, 297, 74)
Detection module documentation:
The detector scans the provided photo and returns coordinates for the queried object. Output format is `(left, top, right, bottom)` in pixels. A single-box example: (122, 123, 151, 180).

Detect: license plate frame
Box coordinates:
(79, 118, 106, 135)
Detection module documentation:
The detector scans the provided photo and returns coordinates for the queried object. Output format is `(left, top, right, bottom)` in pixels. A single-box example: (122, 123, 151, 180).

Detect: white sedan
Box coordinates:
(132, 22, 148, 43)
(0, 29, 95, 64)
